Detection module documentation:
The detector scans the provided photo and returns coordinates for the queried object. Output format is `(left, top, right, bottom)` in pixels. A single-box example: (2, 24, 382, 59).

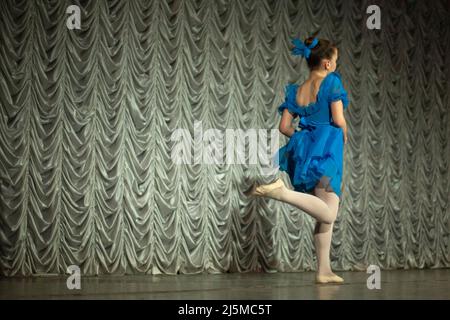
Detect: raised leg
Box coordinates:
(259, 180, 336, 224)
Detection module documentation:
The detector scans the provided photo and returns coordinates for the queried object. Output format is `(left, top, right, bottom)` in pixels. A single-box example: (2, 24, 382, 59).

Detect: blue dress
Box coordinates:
(274, 71, 349, 197)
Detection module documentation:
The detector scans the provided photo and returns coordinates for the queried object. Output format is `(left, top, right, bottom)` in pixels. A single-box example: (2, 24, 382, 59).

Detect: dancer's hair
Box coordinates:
(304, 37, 337, 71)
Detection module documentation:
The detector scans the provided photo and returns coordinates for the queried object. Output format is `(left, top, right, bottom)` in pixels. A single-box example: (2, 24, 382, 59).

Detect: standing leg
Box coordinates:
(313, 185, 344, 284)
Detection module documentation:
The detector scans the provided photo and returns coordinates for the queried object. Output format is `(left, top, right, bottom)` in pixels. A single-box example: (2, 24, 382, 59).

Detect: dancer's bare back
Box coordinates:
(296, 76, 326, 106)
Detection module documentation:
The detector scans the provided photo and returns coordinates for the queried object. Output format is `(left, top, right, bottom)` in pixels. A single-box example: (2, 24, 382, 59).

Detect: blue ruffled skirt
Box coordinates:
(274, 120, 344, 197)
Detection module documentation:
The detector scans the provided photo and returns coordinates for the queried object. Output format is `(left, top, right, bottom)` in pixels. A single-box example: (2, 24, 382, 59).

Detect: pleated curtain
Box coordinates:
(0, 0, 449, 276)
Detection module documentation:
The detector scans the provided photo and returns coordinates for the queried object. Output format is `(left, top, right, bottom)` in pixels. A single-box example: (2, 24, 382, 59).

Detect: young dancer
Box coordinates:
(245, 37, 349, 284)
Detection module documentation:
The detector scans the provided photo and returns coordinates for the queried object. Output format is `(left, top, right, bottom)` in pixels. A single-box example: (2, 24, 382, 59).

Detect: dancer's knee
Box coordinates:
(321, 212, 336, 224)
(323, 210, 337, 224)
(317, 194, 338, 224)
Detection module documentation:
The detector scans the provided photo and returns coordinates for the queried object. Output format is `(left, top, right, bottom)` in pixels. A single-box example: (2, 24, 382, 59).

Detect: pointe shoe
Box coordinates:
(315, 273, 345, 284)
(243, 178, 285, 197)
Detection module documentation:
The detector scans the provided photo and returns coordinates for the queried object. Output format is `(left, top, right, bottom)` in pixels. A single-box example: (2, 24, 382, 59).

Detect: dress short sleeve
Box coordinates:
(327, 72, 349, 109)
(278, 84, 299, 117)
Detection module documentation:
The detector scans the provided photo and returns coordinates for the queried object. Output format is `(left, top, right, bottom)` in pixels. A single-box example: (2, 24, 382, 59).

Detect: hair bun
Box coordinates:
(295, 37, 336, 71)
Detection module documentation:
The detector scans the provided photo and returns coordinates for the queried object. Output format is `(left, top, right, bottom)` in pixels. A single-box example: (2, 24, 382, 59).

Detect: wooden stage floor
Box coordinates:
(1, 269, 449, 300)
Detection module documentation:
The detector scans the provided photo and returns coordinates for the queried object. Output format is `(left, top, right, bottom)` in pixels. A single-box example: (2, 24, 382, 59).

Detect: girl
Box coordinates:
(245, 37, 349, 284)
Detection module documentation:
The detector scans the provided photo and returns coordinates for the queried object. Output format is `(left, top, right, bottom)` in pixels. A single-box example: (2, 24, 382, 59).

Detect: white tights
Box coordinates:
(265, 181, 340, 275)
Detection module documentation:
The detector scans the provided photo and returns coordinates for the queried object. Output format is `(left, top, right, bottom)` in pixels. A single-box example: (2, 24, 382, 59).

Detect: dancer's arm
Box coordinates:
(331, 101, 347, 144)
(279, 109, 297, 138)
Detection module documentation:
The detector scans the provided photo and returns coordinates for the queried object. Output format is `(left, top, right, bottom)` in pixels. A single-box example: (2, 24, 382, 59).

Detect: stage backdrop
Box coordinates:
(0, 0, 449, 276)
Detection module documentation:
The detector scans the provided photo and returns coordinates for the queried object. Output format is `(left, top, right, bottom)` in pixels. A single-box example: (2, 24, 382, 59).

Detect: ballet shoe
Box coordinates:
(243, 178, 285, 197)
(315, 273, 345, 284)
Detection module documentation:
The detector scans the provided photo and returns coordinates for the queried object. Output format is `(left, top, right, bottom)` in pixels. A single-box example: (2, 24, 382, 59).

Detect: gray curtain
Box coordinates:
(0, 0, 449, 276)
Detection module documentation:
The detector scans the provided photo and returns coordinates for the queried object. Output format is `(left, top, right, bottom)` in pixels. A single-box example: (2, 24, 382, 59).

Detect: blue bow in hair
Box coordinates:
(291, 37, 319, 59)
